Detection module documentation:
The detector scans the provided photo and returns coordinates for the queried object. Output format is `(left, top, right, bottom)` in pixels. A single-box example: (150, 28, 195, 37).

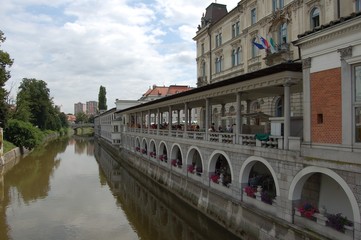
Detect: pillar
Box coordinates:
(236, 92, 242, 144)
(302, 58, 312, 145)
(338, 46, 353, 147)
(283, 81, 291, 150)
(168, 106, 172, 133)
(184, 102, 188, 133)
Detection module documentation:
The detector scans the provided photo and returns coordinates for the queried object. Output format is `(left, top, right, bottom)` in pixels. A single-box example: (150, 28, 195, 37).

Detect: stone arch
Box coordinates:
(186, 146, 204, 175)
(208, 150, 233, 186)
(288, 166, 360, 224)
(141, 138, 148, 155)
(149, 139, 157, 159)
(239, 156, 280, 196)
(158, 141, 168, 162)
(135, 137, 141, 152)
(170, 143, 183, 167)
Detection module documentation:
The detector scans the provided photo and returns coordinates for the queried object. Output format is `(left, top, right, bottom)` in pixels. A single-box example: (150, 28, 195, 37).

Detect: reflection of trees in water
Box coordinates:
(5, 138, 68, 203)
(73, 137, 94, 155)
(0, 138, 69, 240)
(94, 141, 240, 240)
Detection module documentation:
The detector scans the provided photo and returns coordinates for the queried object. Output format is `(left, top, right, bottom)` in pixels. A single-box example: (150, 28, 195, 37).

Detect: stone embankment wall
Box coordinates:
(0, 131, 59, 167)
(98, 139, 324, 240)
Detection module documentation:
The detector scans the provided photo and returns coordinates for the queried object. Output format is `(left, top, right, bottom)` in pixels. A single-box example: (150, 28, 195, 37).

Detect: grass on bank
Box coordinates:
(4, 140, 16, 153)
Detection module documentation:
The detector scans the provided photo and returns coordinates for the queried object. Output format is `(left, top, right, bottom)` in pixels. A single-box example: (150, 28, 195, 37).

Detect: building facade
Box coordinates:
(193, 0, 360, 130)
(86, 101, 98, 115)
(93, 2, 361, 239)
(74, 102, 85, 115)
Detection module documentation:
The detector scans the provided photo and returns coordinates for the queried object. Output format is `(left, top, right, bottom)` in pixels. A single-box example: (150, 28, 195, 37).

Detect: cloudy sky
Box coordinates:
(0, 0, 239, 114)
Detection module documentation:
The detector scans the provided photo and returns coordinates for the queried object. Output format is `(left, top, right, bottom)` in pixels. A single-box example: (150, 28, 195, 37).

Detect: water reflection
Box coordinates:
(94, 141, 241, 240)
(0, 138, 68, 240)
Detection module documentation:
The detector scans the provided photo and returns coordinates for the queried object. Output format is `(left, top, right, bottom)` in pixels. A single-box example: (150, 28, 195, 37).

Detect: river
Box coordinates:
(0, 137, 240, 240)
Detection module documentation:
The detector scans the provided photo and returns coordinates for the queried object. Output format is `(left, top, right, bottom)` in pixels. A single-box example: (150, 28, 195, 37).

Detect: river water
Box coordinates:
(0, 137, 240, 240)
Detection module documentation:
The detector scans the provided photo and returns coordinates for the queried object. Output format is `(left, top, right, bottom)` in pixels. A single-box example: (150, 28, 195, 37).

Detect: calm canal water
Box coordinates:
(0, 137, 241, 240)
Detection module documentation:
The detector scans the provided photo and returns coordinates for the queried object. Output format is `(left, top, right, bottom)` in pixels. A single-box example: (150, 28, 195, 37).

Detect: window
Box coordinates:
(202, 62, 206, 78)
(251, 8, 256, 25)
(357, 0, 361, 12)
(354, 65, 361, 142)
(215, 57, 222, 73)
(311, 8, 320, 29)
(279, 22, 287, 44)
(215, 33, 222, 47)
(272, 0, 277, 11)
(272, 0, 284, 11)
(232, 21, 240, 38)
(201, 43, 204, 55)
(232, 47, 242, 66)
(251, 37, 258, 58)
(276, 97, 283, 117)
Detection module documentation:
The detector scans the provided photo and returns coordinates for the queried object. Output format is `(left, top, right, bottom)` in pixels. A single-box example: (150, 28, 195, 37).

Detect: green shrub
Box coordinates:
(4, 119, 44, 150)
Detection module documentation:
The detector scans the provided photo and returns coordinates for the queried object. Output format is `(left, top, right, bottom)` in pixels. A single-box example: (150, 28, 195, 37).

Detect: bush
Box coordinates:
(4, 119, 44, 150)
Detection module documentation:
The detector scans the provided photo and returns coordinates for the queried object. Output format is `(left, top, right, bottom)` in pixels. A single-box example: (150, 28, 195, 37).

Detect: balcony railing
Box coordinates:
(126, 127, 296, 150)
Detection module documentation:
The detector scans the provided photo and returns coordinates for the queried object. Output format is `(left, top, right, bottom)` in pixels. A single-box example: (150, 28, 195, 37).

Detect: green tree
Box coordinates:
(14, 78, 60, 130)
(5, 119, 44, 150)
(0, 30, 14, 128)
(75, 112, 88, 123)
(98, 85, 107, 111)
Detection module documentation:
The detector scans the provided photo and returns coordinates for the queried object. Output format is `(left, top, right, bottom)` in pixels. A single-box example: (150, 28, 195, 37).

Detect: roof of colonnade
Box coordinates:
(117, 62, 302, 114)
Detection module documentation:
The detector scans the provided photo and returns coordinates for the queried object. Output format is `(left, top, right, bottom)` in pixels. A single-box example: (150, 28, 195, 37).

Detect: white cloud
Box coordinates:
(1, 0, 238, 113)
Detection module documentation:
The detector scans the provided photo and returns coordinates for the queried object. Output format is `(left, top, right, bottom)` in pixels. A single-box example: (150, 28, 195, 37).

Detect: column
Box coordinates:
(236, 92, 242, 144)
(168, 106, 172, 133)
(184, 102, 188, 133)
(302, 58, 312, 145)
(205, 98, 210, 138)
(283, 81, 291, 150)
(177, 110, 180, 125)
(221, 104, 226, 129)
(147, 110, 151, 131)
(188, 108, 192, 126)
(157, 108, 160, 134)
(140, 111, 143, 132)
(246, 100, 251, 125)
(338, 46, 353, 147)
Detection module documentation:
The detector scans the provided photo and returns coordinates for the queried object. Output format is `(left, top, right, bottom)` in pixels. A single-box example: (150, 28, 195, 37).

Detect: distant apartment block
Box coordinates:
(86, 101, 98, 115)
(74, 102, 85, 115)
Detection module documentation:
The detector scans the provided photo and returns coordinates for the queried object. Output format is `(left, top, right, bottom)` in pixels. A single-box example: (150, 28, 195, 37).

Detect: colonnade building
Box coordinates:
(94, 1, 361, 239)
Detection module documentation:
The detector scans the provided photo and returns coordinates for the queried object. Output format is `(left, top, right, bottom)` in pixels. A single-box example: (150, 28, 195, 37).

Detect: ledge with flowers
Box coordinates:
(242, 185, 277, 216)
(294, 203, 354, 240)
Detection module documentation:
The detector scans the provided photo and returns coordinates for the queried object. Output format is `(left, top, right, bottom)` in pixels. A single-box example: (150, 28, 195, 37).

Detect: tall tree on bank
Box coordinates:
(0, 30, 14, 127)
(98, 85, 107, 112)
(14, 78, 62, 130)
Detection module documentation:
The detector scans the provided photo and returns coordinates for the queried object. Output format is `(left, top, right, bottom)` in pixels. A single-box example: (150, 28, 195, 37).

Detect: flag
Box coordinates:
(269, 37, 276, 53)
(252, 41, 264, 50)
(260, 36, 270, 49)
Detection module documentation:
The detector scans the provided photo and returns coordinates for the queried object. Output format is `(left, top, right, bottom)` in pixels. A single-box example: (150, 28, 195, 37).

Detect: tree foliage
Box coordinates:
(75, 112, 88, 123)
(98, 85, 107, 111)
(0, 30, 14, 127)
(5, 119, 44, 150)
(14, 78, 64, 131)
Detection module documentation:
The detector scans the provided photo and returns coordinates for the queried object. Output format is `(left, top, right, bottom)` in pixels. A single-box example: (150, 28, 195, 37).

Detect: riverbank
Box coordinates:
(1, 132, 61, 172)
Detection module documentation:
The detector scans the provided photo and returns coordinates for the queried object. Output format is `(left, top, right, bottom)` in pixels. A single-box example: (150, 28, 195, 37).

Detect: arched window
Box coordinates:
(311, 8, 320, 29)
